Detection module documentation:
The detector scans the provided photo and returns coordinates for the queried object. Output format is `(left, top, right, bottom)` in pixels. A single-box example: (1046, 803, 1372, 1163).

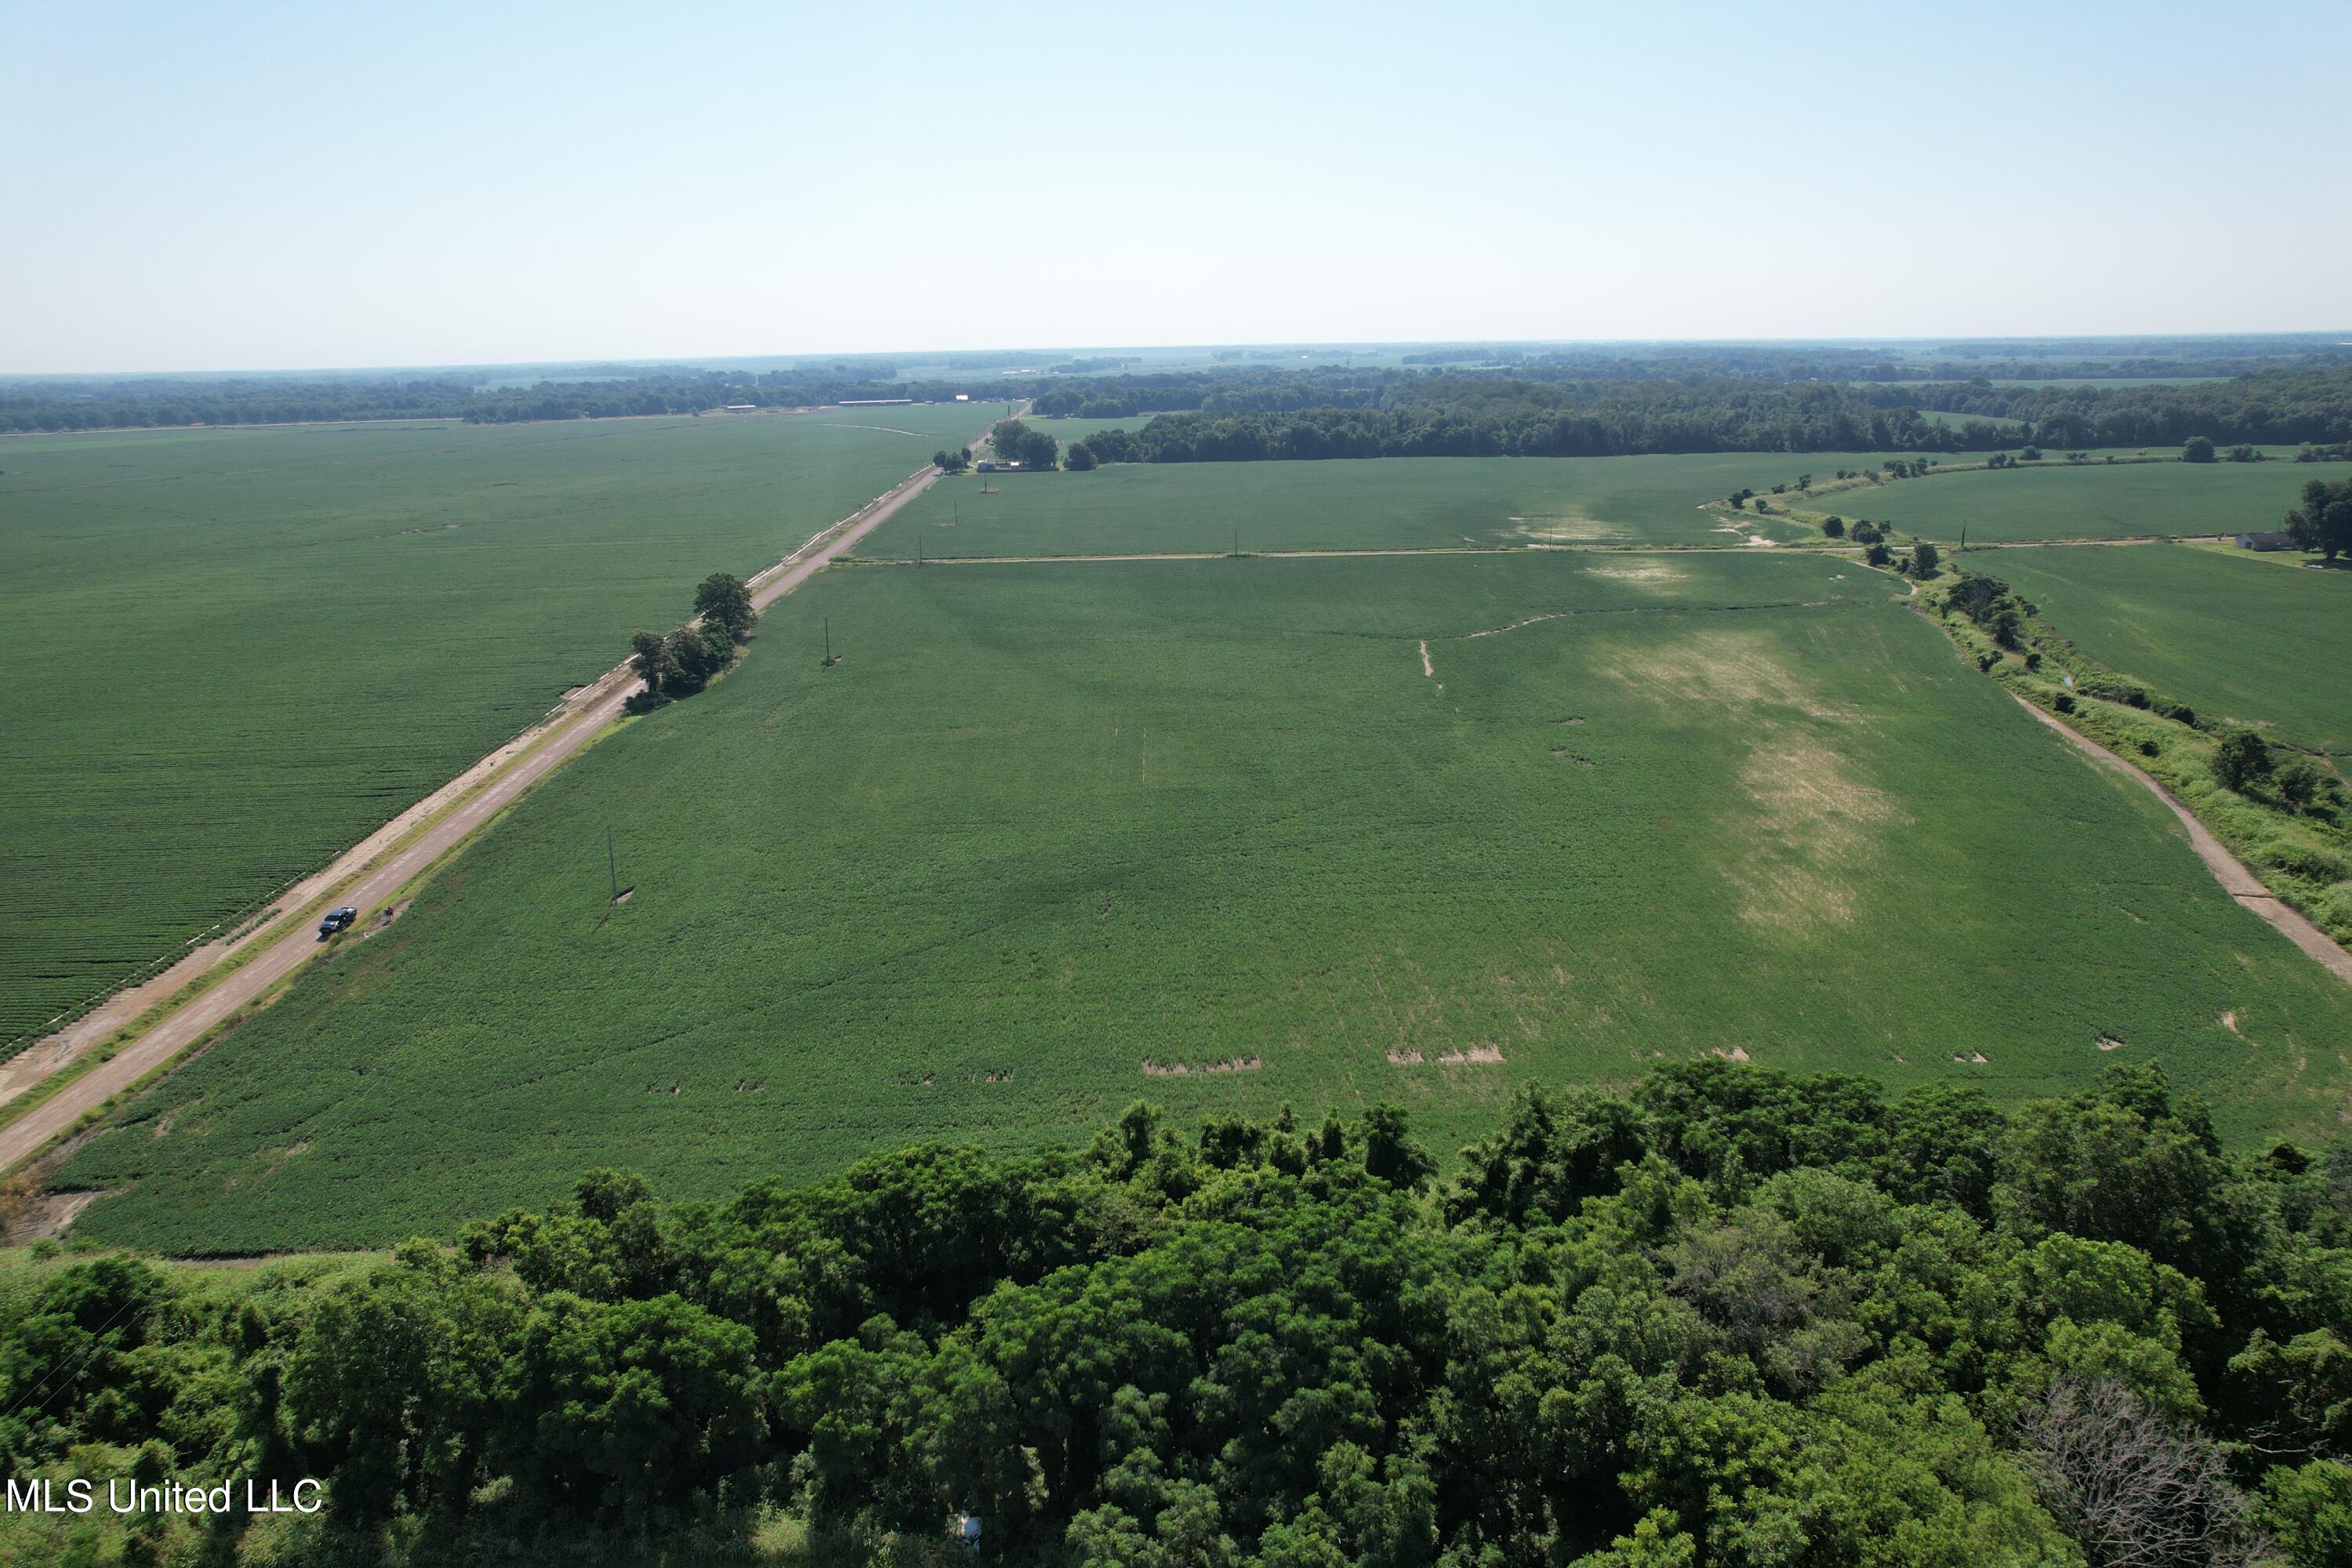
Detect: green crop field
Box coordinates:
(856, 452, 1933, 560)
(0, 406, 989, 1050)
(1823, 451, 2352, 543)
(61, 549, 2352, 1252)
(1018, 416, 1154, 449)
(1994, 544, 2352, 754)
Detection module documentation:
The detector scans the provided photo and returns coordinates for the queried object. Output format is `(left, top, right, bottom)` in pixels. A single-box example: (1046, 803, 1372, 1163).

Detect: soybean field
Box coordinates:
(1825, 451, 2352, 543)
(0, 407, 986, 1050)
(855, 452, 1944, 559)
(1994, 544, 2352, 754)
(62, 549, 2352, 1251)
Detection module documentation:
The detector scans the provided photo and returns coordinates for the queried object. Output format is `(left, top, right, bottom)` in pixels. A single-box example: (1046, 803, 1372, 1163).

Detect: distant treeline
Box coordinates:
(1070, 384, 1962, 460)
(0, 368, 975, 432)
(10, 355, 2352, 454)
(1040, 367, 2352, 458)
(1853, 368, 2352, 448)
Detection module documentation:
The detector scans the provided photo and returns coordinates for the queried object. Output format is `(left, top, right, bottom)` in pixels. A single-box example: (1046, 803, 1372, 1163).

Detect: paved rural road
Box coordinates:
(2013, 694, 2352, 986)
(0, 428, 982, 1176)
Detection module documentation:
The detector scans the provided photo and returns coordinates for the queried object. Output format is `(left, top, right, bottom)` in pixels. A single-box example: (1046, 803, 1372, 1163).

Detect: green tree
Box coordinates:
(2260, 1460, 2352, 1566)
(2288, 478, 2352, 560)
(2212, 728, 2271, 793)
(1065, 441, 1098, 471)
(1910, 541, 1941, 577)
(285, 1249, 521, 1523)
(498, 1292, 763, 1523)
(1361, 1102, 1437, 1189)
(1996, 1065, 2225, 1273)
(692, 572, 756, 643)
(2182, 435, 2216, 463)
(629, 628, 677, 694)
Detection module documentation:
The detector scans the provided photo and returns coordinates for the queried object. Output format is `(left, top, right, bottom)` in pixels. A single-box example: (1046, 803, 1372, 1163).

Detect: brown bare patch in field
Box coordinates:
(1437, 1045, 1504, 1065)
(1604, 629, 1899, 935)
(1582, 563, 1686, 583)
(1143, 1055, 1261, 1076)
(2098, 1034, 2125, 1051)
(1725, 736, 1904, 934)
(1386, 1049, 1424, 1065)
(1508, 515, 1617, 543)
(2222, 1011, 2239, 1035)
(1, 1184, 98, 1245)
(1714, 1045, 1752, 1062)
(1605, 628, 1861, 721)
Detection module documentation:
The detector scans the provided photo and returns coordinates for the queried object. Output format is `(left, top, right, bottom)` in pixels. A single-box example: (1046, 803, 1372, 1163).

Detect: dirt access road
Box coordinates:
(0, 421, 992, 1176)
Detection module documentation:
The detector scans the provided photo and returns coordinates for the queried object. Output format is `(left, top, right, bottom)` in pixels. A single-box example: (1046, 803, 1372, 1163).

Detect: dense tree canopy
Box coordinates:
(988, 418, 1061, 470)
(2285, 477, 2352, 560)
(10, 353, 2350, 457)
(12, 1062, 2352, 1565)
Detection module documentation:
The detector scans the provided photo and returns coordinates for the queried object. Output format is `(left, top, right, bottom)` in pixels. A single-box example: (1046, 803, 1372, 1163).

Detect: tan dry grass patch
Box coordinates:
(1722, 735, 1906, 934)
(1602, 626, 1898, 935)
(1602, 627, 1861, 721)
(1142, 1055, 1261, 1076)
(1582, 563, 1687, 583)
(1508, 516, 1620, 543)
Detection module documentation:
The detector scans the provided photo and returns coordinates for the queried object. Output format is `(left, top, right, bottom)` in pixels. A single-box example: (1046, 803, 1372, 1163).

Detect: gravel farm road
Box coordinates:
(0, 424, 987, 1177)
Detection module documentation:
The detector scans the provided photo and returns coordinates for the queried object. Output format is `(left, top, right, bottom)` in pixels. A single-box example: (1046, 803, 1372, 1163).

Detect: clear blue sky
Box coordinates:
(3, 0, 2346, 373)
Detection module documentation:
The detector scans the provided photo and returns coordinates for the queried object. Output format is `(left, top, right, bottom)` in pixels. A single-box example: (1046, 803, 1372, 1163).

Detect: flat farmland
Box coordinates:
(62, 550, 2352, 1252)
(1830, 451, 2352, 543)
(1020, 416, 1154, 449)
(0, 406, 985, 1049)
(1995, 544, 2352, 753)
(855, 452, 1934, 559)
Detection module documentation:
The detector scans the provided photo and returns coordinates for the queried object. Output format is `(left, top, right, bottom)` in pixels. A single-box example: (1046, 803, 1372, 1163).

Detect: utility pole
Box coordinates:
(825, 618, 832, 663)
(607, 826, 618, 902)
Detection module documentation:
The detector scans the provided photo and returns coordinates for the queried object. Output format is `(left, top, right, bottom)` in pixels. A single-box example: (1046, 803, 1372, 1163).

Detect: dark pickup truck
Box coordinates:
(316, 906, 359, 940)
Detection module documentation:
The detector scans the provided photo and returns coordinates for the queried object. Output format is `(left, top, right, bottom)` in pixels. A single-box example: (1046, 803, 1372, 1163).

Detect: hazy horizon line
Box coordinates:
(6, 328, 2350, 383)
